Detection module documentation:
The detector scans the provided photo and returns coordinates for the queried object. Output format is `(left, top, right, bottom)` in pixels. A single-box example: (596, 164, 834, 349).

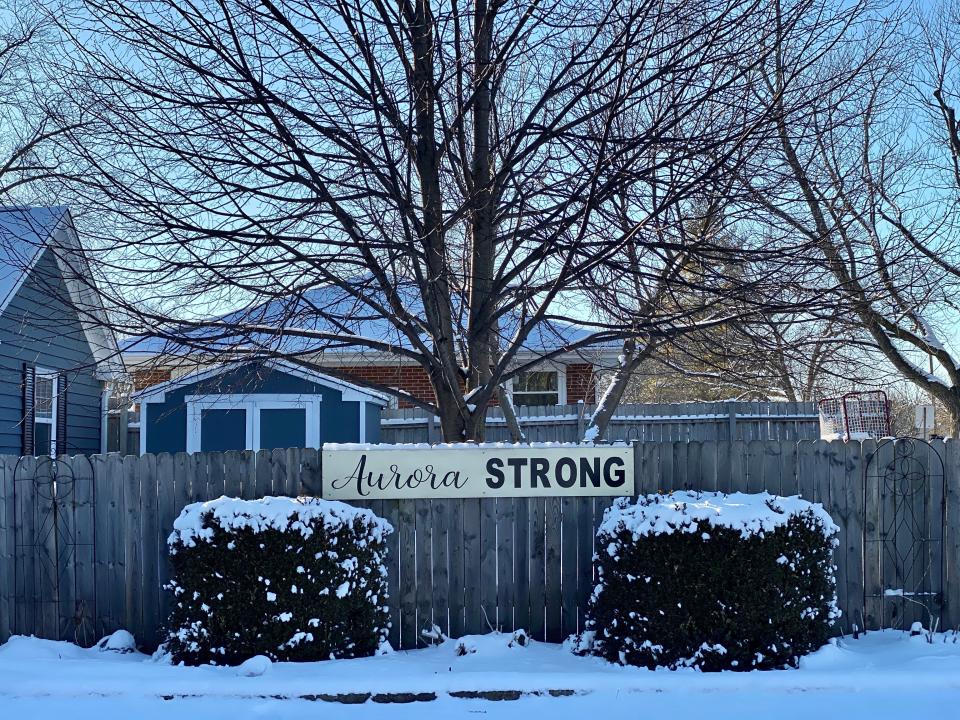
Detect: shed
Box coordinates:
(134, 359, 388, 454)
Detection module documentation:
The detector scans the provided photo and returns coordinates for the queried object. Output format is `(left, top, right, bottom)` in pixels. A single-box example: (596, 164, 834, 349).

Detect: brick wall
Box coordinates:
(131, 368, 172, 390)
(337, 365, 439, 408)
(339, 362, 597, 408)
(131, 361, 596, 408)
(566, 363, 597, 404)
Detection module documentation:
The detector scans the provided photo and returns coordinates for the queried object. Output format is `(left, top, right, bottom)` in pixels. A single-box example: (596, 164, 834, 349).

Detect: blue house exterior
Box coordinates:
(0, 207, 122, 456)
(135, 359, 387, 454)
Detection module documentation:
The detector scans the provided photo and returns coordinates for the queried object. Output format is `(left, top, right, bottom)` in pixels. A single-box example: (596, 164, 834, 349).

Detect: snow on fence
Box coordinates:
(380, 401, 821, 443)
(0, 439, 957, 652)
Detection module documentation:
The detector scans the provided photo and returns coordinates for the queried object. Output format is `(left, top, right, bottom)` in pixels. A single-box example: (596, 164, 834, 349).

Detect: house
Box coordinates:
(121, 285, 616, 412)
(134, 358, 388, 454)
(0, 207, 123, 456)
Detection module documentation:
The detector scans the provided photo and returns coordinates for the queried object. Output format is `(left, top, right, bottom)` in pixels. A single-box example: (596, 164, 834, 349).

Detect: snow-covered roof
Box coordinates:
(121, 283, 615, 360)
(0, 206, 123, 380)
(134, 357, 390, 405)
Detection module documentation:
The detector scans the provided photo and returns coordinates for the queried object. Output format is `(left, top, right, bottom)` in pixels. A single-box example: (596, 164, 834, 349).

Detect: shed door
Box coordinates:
(258, 408, 307, 450)
(200, 408, 248, 451)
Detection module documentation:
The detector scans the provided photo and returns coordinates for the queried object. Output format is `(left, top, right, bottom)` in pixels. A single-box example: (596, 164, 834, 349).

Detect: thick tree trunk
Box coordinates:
(941, 393, 960, 439)
(465, 0, 496, 406)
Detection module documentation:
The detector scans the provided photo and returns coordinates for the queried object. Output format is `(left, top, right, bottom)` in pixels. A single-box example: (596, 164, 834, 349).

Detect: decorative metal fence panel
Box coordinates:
(0, 439, 957, 651)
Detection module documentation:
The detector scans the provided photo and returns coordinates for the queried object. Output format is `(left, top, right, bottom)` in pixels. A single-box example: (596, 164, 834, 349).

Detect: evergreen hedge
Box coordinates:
(575, 491, 839, 671)
(164, 496, 392, 666)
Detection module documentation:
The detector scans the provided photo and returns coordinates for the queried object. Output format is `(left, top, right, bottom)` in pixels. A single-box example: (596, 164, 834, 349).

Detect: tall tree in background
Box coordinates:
(734, 1, 960, 434)
(0, 2, 63, 197)
(570, 0, 884, 441)
(40, 0, 849, 441)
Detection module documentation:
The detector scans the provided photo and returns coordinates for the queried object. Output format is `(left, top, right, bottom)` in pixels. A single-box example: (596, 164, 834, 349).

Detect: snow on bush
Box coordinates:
(164, 496, 393, 666)
(575, 491, 840, 671)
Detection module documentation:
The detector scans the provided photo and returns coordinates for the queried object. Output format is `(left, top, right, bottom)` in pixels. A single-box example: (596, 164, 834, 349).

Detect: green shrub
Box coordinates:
(165, 496, 392, 666)
(575, 491, 839, 671)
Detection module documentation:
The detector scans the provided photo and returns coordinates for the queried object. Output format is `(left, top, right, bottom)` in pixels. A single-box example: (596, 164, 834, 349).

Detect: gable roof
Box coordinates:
(121, 283, 612, 361)
(134, 357, 390, 405)
(0, 206, 70, 313)
(0, 206, 124, 380)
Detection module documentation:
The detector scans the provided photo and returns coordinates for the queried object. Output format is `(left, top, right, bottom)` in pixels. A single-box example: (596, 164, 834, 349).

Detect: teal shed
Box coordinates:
(134, 359, 387, 454)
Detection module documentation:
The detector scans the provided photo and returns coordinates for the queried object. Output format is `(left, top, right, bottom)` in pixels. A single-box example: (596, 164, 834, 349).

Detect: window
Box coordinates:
(34, 371, 58, 456)
(511, 369, 563, 406)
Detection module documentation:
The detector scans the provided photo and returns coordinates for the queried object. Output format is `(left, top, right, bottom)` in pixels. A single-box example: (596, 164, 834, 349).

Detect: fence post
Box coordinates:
(727, 404, 737, 441)
(576, 400, 585, 441)
(427, 414, 438, 444)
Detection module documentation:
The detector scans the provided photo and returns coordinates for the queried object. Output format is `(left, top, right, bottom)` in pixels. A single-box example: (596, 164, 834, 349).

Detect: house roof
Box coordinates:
(134, 357, 390, 405)
(0, 206, 70, 313)
(0, 206, 124, 380)
(121, 283, 614, 362)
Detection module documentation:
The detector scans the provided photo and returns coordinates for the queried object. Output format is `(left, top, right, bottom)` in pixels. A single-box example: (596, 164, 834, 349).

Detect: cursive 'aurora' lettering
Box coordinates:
(333, 454, 468, 496)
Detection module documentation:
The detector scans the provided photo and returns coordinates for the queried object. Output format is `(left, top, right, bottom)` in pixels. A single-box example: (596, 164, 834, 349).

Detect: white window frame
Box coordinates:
(34, 367, 59, 457)
(185, 394, 321, 453)
(507, 364, 567, 407)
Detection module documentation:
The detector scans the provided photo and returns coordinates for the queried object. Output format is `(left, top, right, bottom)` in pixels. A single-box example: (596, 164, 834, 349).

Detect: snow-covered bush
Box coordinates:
(577, 491, 839, 671)
(164, 496, 392, 666)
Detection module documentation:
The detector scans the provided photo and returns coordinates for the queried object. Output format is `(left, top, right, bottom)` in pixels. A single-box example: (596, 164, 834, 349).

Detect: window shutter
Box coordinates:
(57, 372, 68, 456)
(22, 363, 35, 456)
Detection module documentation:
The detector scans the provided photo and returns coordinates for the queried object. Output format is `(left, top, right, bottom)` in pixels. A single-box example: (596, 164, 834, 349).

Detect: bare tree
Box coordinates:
(46, 0, 847, 440)
(731, 0, 960, 434)
(0, 1, 68, 197)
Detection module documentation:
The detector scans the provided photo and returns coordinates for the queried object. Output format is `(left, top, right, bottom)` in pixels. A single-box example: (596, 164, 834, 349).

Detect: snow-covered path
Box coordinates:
(1, 630, 958, 719)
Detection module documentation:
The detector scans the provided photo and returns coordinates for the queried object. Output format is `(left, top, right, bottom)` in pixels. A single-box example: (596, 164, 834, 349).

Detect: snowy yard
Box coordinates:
(0, 630, 958, 719)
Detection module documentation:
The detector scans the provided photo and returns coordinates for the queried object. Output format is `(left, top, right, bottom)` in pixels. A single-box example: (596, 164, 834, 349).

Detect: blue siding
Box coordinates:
(0, 249, 103, 455)
(144, 362, 372, 453)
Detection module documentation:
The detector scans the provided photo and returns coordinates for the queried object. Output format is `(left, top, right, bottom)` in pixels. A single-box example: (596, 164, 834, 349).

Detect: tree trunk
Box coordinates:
(496, 384, 526, 443)
(943, 393, 960, 440)
(582, 338, 651, 442)
(465, 0, 496, 407)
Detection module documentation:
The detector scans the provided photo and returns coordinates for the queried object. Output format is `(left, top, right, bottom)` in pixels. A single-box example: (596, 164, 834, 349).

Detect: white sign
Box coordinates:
(321, 445, 635, 500)
(915, 404, 935, 430)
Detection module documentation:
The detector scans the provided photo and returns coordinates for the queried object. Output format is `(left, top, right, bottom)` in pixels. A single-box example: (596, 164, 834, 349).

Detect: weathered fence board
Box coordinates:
(0, 460, 12, 643)
(381, 401, 821, 444)
(398, 499, 417, 647)
(1, 438, 958, 649)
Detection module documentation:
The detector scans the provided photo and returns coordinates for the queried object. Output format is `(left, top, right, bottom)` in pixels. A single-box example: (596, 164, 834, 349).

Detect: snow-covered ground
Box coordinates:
(0, 630, 958, 719)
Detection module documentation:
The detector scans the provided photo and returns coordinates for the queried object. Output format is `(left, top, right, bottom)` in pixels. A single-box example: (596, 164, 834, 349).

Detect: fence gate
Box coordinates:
(12, 455, 97, 645)
(863, 438, 947, 632)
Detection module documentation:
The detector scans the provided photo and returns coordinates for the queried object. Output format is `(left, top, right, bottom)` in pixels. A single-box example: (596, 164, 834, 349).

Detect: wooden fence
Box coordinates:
(381, 401, 821, 443)
(0, 439, 957, 651)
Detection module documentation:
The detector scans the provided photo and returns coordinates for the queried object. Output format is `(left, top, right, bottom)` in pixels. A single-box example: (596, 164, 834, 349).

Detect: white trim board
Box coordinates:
(135, 357, 389, 406)
(185, 393, 321, 453)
